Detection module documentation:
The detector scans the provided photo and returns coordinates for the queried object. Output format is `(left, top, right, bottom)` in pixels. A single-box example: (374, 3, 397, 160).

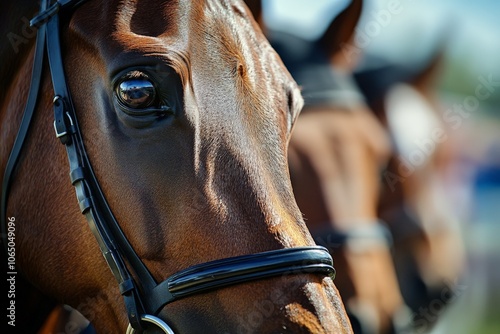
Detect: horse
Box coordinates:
(355, 43, 465, 329)
(0, 0, 353, 333)
(244, 1, 410, 333)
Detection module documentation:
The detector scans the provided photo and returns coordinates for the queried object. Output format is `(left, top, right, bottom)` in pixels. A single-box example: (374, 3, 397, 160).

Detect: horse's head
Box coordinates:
(1, 0, 351, 332)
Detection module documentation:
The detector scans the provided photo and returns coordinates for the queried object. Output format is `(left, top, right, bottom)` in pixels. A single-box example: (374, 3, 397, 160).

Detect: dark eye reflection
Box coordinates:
(116, 78, 157, 109)
(112, 67, 181, 124)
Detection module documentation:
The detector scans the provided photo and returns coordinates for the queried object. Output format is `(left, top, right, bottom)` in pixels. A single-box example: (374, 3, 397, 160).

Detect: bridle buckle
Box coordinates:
(126, 315, 175, 334)
(53, 95, 74, 144)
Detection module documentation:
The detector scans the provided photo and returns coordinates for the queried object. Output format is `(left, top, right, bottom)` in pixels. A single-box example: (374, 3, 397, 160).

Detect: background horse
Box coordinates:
(246, 0, 464, 333)
(0, 0, 352, 333)
(245, 1, 407, 333)
(355, 38, 465, 328)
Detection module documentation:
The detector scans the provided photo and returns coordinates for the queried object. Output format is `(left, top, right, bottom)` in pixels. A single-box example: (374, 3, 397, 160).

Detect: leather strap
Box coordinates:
(43, 5, 147, 330)
(148, 246, 335, 314)
(1, 0, 48, 249)
(31, 0, 88, 28)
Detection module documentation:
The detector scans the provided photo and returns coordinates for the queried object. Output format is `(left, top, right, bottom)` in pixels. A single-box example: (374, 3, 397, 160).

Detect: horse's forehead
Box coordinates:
(69, 0, 300, 131)
(70, 0, 297, 107)
(71, 0, 263, 57)
(70, 0, 289, 82)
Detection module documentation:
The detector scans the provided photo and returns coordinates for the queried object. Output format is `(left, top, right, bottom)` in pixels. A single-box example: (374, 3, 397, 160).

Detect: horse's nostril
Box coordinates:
(238, 63, 245, 77)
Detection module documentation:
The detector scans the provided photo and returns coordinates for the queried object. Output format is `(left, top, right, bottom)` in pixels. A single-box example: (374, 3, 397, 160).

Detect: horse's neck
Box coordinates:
(0, 1, 39, 106)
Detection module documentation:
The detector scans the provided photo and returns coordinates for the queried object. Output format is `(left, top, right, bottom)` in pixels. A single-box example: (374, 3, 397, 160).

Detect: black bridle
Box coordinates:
(1, 1, 336, 332)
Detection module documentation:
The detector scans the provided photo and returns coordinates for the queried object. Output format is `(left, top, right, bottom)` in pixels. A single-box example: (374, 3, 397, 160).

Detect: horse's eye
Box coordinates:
(116, 78, 156, 109)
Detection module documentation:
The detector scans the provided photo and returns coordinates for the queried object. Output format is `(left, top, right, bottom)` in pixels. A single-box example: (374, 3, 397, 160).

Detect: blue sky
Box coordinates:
(263, 0, 500, 75)
(262, 0, 350, 40)
(263, 0, 500, 37)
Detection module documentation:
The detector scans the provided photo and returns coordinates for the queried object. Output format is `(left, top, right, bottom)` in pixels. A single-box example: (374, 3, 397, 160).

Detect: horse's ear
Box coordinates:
(410, 49, 445, 94)
(319, 0, 363, 68)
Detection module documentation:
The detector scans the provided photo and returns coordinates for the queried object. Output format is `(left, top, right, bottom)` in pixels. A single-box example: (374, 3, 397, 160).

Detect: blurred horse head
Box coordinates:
(246, 1, 412, 332)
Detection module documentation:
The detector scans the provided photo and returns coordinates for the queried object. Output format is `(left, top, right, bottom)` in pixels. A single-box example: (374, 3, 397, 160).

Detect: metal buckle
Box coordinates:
(126, 315, 175, 334)
(53, 111, 74, 138)
(53, 95, 74, 141)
